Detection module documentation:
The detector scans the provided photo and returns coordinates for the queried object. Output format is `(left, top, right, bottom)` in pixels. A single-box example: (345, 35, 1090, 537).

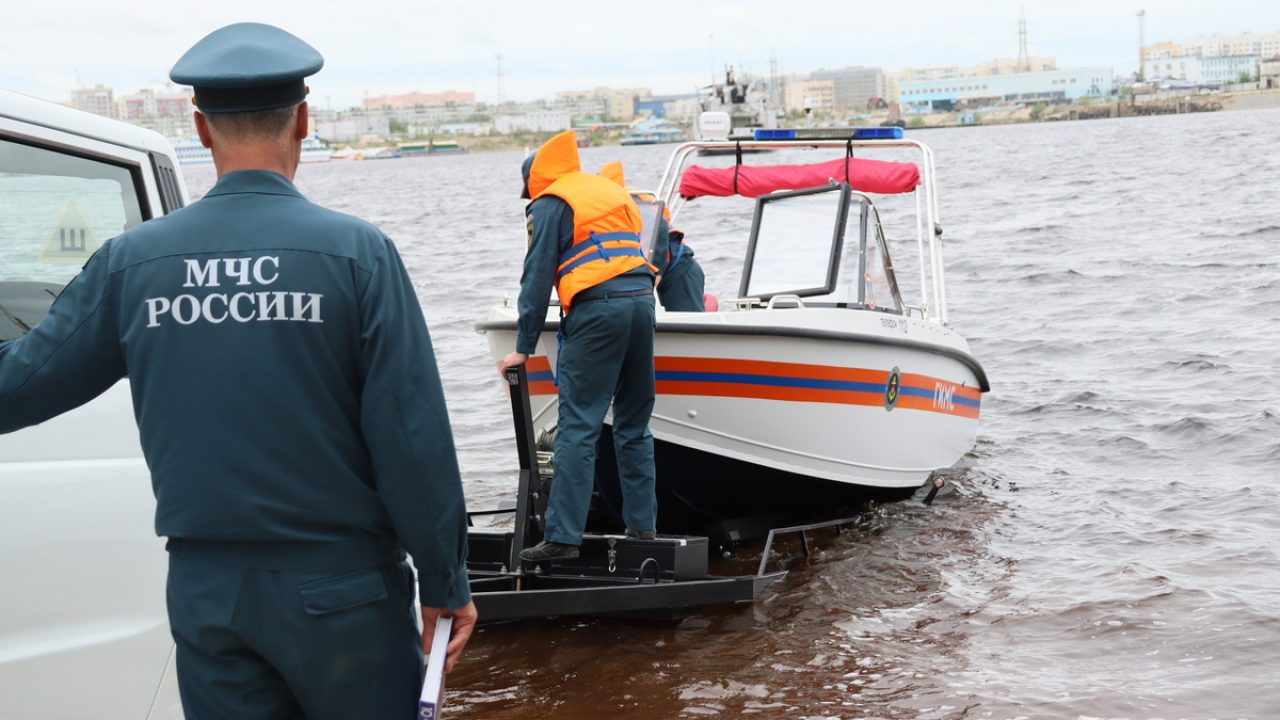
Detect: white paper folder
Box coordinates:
(418, 616, 452, 719)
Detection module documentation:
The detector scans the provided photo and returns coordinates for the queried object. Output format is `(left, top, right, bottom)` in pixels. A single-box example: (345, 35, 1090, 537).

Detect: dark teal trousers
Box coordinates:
(547, 293, 657, 544)
(166, 552, 422, 720)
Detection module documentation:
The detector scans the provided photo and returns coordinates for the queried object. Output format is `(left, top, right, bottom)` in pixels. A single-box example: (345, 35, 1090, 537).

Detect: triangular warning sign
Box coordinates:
(40, 200, 99, 263)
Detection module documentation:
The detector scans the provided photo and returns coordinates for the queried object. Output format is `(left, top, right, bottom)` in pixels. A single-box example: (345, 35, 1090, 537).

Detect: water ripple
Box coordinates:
(180, 107, 1280, 719)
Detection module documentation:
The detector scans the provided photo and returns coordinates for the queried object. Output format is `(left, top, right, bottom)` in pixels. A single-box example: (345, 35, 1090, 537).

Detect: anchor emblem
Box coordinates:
(884, 367, 901, 411)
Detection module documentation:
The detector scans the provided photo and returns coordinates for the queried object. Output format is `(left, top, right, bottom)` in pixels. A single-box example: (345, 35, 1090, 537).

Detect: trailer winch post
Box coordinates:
(505, 365, 541, 571)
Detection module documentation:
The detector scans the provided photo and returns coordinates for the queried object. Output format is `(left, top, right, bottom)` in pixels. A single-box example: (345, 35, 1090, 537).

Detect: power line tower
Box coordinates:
(496, 53, 505, 106)
(1136, 9, 1147, 80)
(1017, 7, 1030, 73)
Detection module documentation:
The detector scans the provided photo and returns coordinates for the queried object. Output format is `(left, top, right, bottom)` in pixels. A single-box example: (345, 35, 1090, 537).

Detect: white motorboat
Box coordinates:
(477, 127, 988, 534)
(695, 66, 782, 142)
(173, 134, 332, 165)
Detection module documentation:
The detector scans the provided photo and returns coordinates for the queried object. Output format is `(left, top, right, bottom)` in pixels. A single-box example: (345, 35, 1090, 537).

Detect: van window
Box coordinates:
(0, 138, 144, 338)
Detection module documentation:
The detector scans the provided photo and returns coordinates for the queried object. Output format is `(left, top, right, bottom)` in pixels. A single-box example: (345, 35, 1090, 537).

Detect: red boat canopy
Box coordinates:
(678, 156, 920, 199)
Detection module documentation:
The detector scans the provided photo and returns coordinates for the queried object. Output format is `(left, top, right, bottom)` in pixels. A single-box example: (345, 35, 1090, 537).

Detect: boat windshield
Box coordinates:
(742, 185, 845, 298)
(854, 207, 902, 312)
(634, 198, 665, 260)
(740, 182, 902, 311)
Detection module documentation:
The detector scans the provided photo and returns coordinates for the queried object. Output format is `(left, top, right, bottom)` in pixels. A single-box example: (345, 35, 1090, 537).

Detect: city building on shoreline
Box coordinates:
(636, 94, 701, 121)
(900, 67, 1113, 113)
(363, 90, 479, 131)
(312, 110, 390, 143)
(1262, 58, 1280, 89)
(785, 79, 837, 114)
(69, 85, 116, 119)
(1173, 31, 1280, 61)
(554, 87, 651, 122)
(118, 87, 194, 139)
(1142, 30, 1276, 84)
(782, 57, 1065, 117)
(807, 67, 885, 113)
(494, 110, 570, 134)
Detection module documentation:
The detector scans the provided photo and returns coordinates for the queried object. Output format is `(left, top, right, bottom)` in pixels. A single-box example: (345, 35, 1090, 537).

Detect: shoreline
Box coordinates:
(905, 88, 1280, 130)
(321, 88, 1280, 155)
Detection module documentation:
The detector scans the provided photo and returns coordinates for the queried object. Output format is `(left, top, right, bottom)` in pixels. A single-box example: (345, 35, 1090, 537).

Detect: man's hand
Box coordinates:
(497, 351, 528, 377)
(422, 601, 478, 673)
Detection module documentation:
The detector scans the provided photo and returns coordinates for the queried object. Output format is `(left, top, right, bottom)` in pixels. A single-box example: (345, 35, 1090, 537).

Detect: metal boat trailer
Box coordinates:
(464, 367, 790, 621)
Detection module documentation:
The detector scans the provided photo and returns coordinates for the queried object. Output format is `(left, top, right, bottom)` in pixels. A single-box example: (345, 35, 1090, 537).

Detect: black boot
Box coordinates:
(519, 541, 580, 562)
(625, 529, 657, 540)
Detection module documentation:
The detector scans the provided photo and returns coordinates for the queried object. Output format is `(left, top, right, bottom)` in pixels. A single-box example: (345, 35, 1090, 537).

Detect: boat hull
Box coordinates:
(478, 305, 986, 528)
(592, 425, 917, 536)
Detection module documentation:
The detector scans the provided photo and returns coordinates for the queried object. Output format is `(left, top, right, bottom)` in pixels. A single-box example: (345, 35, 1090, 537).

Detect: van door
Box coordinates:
(0, 125, 177, 719)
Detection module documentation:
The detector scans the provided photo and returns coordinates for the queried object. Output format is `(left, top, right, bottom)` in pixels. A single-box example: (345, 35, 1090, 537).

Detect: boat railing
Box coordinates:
(765, 294, 805, 309)
(657, 138, 947, 326)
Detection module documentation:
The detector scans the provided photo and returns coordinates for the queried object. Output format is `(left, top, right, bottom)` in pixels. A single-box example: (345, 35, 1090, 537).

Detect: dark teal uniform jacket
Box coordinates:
(651, 219, 705, 312)
(0, 170, 470, 610)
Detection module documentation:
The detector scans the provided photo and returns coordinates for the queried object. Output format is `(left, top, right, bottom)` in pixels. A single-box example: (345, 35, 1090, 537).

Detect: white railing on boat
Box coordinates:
(655, 138, 949, 325)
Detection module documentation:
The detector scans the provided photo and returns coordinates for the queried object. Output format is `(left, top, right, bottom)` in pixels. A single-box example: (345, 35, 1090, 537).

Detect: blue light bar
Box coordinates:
(753, 128, 797, 140)
(751, 127, 905, 141)
(851, 126, 904, 140)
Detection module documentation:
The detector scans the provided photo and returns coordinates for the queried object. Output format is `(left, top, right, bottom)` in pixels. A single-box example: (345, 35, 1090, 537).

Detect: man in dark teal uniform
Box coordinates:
(498, 132, 658, 562)
(0, 22, 476, 719)
(652, 220, 707, 312)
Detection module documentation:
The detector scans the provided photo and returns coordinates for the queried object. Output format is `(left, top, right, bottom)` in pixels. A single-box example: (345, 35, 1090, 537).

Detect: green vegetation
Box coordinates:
(1238, 71, 1257, 84)
(907, 116, 926, 128)
(1031, 101, 1049, 119)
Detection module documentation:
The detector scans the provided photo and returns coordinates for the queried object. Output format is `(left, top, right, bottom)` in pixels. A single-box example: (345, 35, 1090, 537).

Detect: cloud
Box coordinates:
(2, 0, 1277, 108)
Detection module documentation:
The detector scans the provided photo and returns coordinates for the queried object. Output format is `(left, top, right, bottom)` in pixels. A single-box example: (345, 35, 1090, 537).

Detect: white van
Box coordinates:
(1, 89, 187, 719)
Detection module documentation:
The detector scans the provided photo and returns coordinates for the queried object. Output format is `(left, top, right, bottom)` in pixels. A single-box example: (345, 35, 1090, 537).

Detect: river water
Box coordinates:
(185, 108, 1280, 720)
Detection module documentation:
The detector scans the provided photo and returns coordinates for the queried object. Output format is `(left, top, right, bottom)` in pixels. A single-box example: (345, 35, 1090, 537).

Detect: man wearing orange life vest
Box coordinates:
(497, 130, 658, 562)
(600, 161, 706, 312)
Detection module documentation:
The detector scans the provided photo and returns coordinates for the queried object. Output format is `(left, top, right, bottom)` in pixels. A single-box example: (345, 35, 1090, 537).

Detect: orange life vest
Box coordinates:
(529, 132, 652, 311)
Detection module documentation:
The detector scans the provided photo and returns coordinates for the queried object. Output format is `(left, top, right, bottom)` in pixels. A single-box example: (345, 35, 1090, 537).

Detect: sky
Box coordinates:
(2, 0, 1277, 109)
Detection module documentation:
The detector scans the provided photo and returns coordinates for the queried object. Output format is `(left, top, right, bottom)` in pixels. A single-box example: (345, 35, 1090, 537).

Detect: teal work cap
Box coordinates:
(170, 22, 323, 113)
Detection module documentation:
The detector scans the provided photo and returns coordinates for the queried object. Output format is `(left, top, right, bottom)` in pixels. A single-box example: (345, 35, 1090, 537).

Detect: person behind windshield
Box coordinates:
(600, 161, 706, 312)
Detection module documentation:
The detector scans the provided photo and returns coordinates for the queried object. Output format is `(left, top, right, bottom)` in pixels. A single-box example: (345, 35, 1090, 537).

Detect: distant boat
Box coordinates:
(172, 138, 211, 165)
(332, 144, 401, 161)
(696, 66, 783, 142)
(173, 136, 332, 165)
(362, 145, 402, 160)
(620, 121, 687, 146)
(397, 139, 467, 157)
